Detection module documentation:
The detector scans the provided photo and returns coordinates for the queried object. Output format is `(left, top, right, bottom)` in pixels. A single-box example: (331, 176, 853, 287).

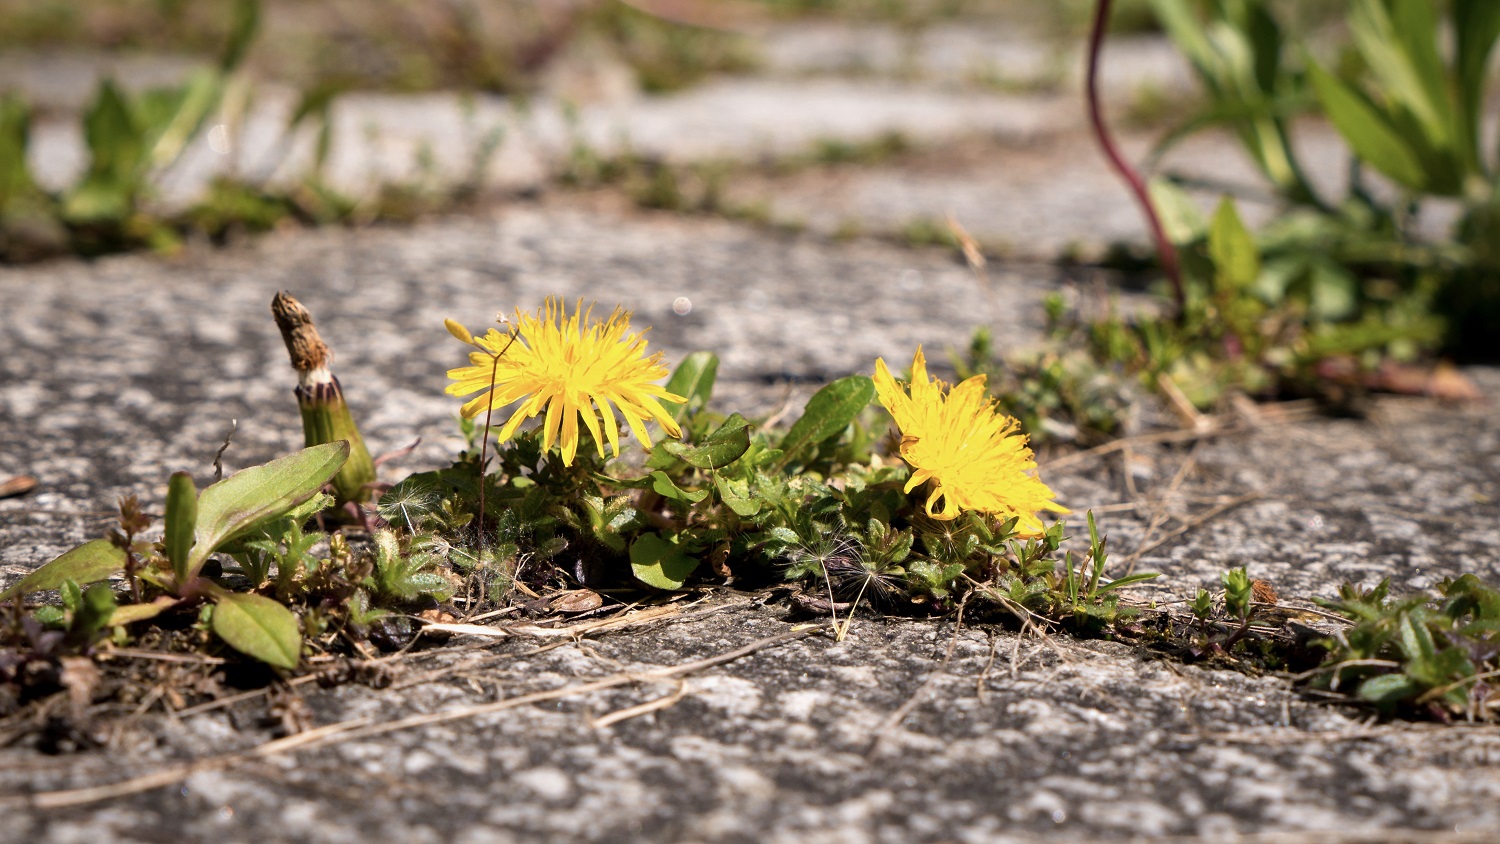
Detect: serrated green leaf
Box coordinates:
(0, 540, 125, 601)
(663, 413, 751, 470)
(211, 591, 302, 669)
(777, 375, 875, 466)
(190, 442, 350, 579)
(663, 351, 718, 422)
(629, 533, 699, 590)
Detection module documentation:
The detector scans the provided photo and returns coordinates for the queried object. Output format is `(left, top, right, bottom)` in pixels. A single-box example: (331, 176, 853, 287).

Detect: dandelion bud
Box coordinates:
(272, 291, 376, 506)
(444, 318, 474, 345)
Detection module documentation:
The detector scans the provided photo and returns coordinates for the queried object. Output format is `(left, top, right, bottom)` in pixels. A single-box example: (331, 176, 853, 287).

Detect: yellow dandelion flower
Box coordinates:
(445, 299, 687, 466)
(873, 346, 1068, 535)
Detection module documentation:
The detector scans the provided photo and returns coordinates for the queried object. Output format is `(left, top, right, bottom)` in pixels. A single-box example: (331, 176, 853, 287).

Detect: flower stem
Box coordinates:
(1086, 0, 1185, 318)
(474, 328, 520, 556)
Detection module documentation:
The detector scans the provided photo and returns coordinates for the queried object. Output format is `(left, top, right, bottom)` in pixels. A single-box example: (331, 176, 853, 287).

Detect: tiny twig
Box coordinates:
(212, 420, 237, 482)
(4, 625, 827, 810)
(589, 680, 688, 728)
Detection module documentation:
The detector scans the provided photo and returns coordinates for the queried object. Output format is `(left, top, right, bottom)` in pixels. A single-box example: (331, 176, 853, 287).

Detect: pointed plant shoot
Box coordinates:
(164, 471, 198, 584)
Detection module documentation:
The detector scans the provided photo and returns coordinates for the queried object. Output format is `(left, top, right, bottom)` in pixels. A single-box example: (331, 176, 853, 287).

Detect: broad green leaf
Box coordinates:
(1307, 258, 1358, 321)
(663, 351, 718, 423)
(1356, 672, 1422, 704)
(1306, 62, 1427, 191)
(663, 413, 751, 470)
(777, 375, 875, 466)
(629, 533, 699, 590)
(165, 471, 199, 584)
(82, 80, 142, 181)
(1208, 197, 1259, 292)
(191, 442, 350, 578)
(61, 175, 132, 224)
(714, 474, 762, 517)
(211, 591, 302, 669)
(649, 470, 708, 504)
(0, 540, 125, 601)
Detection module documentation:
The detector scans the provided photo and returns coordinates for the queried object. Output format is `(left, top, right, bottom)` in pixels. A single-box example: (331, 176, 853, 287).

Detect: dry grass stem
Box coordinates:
(4, 625, 827, 810)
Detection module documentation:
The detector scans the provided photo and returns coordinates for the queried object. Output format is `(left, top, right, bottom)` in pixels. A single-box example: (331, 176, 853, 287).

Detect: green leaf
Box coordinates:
(0, 540, 126, 601)
(165, 471, 199, 584)
(649, 470, 708, 504)
(1357, 672, 1422, 704)
(146, 70, 223, 171)
(0, 95, 37, 207)
(190, 442, 350, 579)
(714, 474, 762, 517)
(663, 351, 718, 422)
(211, 591, 302, 669)
(110, 596, 183, 626)
(1454, 0, 1500, 169)
(1348, 0, 1449, 153)
(219, 0, 262, 72)
(82, 80, 143, 181)
(1209, 197, 1259, 292)
(66, 584, 118, 646)
(1148, 177, 1207, 244)
(1096, 572, 1162, 594)
(663, 413, 752, 470)
(1306, 61, 1427, 191)
(629, 533, 700, 590)
(777, 375, 875, 466)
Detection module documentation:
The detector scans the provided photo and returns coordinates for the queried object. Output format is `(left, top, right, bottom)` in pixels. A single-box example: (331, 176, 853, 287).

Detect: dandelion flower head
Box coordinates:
(445, 298, 686, 466)
(873, 346, 1067, 535)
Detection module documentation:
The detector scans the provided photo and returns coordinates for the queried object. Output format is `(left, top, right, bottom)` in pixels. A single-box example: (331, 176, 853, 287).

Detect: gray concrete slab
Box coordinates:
(3, 203, 1500, 840)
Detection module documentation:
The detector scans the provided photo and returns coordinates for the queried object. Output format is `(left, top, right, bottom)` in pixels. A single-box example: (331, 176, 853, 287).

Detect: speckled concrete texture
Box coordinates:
(3, 203, 1500, 841)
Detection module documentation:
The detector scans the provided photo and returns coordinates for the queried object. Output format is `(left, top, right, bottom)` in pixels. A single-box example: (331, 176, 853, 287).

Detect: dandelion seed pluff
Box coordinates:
(873, 346, 1067, 535)
(445, 299, 686, 466)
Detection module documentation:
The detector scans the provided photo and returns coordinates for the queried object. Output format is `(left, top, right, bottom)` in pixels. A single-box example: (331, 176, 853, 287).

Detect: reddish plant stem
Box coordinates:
(1086, 0, 1185, 318)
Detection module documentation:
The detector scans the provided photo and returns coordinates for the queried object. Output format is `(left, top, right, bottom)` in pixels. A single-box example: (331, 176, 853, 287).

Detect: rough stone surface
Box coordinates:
(3, 202, 1500, 841)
